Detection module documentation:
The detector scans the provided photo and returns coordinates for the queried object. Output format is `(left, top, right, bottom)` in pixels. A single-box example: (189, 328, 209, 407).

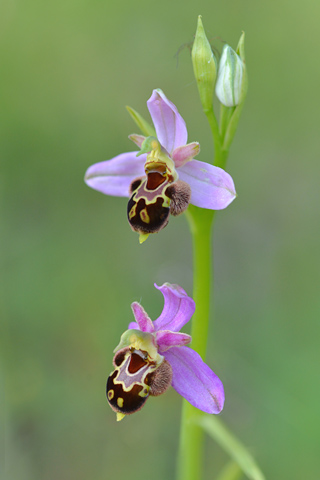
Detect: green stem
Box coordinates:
(204, 108, 222, 164)
(186, 207, 215, 356)
(221, 99, 245, 163)
(177, 206, 215, 480)
(216, 148, 229, 170)
(219, 104, 234, 142)
(217, 104, 234, 169)
(204, 107, 230, 168)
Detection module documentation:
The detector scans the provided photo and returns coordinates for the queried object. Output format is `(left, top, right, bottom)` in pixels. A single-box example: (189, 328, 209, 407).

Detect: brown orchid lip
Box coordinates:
(146, 172, 166, 190)
(106, 346, 172, 418)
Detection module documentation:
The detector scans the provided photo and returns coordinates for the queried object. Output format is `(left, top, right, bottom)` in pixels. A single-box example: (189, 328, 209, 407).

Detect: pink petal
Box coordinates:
(178, 160, 236, 209)
(172, 142, 200, 168)
(163, 346, 225, 414)
(128, 321, 139, 330)
(155, 331, 192, 352)
(147, 89, 188, 154)
(130, 302, 154, 333)
(84, 152, 146, 197)
(128, 134, 146, 148)
(153, 283, 195, 333)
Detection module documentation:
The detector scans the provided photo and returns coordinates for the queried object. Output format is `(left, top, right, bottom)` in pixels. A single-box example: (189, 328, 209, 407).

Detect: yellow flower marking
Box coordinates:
(108, 390, 114, 400)
(140, 208, 150, 224)
(128, 203, 137, 220)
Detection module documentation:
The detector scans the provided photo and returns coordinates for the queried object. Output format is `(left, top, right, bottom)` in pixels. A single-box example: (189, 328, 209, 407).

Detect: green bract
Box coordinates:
(192, 16, 217, 112)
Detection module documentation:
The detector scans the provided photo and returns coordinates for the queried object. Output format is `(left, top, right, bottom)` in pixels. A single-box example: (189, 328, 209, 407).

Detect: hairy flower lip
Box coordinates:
(84, 89, 236, 210)
(125, 283, 225, 414)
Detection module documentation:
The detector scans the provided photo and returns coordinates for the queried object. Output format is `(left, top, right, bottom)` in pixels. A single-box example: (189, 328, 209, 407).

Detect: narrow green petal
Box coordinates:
(236, 32, 248, 104)
(216, 461, 243, 480)
(236, 32, 246, 63)
(192, 415, 265, 480)
(126, 106, 156, 137)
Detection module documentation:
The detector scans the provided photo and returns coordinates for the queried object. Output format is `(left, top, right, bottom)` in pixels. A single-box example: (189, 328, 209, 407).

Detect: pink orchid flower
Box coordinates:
(85, 89, 236, 242)
(107, 283, 224, 421)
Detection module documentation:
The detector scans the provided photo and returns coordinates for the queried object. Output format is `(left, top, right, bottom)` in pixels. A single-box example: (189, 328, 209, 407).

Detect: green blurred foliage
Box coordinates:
(2, 0, 319, 478)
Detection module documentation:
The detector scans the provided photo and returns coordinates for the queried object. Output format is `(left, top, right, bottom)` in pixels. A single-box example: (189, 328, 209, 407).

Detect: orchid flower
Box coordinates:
(106, 283, 225, 421)
(85, 89, 236, 243)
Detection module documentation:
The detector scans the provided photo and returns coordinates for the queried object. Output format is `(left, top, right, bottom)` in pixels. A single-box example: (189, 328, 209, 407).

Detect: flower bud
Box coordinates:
(215, 44, 244, 107)
(192, 16, 217, 112)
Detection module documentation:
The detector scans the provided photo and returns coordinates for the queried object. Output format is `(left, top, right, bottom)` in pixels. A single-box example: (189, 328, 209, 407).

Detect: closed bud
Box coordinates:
(215, 44, 244, 107)
(192, 16, 217, 112)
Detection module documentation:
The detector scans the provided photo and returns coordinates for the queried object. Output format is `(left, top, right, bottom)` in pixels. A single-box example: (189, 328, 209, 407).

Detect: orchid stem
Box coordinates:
(186, 207, 214, 355)
(177, 206, 215, 480)
(205, 108, 222, 164)
(204, 107, 230, 168)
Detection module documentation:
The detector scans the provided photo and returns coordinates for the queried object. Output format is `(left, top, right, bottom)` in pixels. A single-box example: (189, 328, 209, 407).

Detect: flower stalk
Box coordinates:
(186, 206, 214, 357)
(178, 206, 215, 480)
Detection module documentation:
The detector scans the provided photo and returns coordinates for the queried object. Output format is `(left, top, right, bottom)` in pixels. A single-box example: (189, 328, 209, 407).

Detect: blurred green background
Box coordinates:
(2, 0, 319, 478)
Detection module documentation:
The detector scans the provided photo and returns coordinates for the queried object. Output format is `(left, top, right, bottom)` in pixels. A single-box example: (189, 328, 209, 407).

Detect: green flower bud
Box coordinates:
(192, 16, 217, 112)
(236, 32, 248, 103)
(215, 44, 244, 107)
